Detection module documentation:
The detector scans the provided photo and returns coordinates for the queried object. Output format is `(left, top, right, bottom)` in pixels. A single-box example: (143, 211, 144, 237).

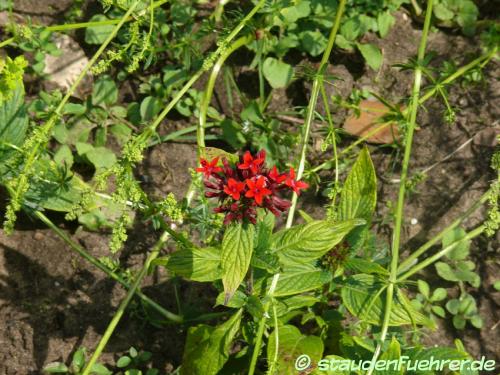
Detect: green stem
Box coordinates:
(34, 210, 183, 323)
(185, 35, 253, 204)
(285, 0, 346, 227)
(397, 225, 484, 282)
(397, 189, 490, 273)
(0, 0, 168, 48)
(7, 0, 141, 226)
(310, 49, 496, 174)
(82, 231, 170, 375)
(248, 273, 280, 375)
(367, 1, 434, 373)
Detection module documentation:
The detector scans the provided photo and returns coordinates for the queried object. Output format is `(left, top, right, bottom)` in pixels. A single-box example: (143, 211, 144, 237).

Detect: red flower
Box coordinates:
(223, 178, 245, 200)
(285, 167, 309, 195)
(269, 166, 286, 183)
(238, 150, 265, 174)
(196, 157, 222, 177)
(245, 176, 272, 205)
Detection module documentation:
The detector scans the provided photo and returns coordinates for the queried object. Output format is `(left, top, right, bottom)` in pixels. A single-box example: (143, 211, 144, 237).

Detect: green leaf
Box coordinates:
(446, 299, 460, 315)
(43, 362, 69, 373)
(435, 261, 479, 286)
(85, 15, 114, 44)
(117, 356, 132, 368)
(71, 347, 86, 372)
(430, 287, 447, 302)
(417, 280, 429, 298)
(374, 337, 402, 375)
(470, 315, 483, 329)
(344, 258, 389, 276)
(140, 96, 162, 122)
(300, 30, 328, 57)
(164, 247, 222, 282)
(433, 3, 454, 21)
(280, 0, 311, 23)
(86, 147, 116, 170)
(90, 363, 112, 375)
(494, 280, 500, 291)
(443, 227, 470, 260)
(92, 75, 118, 107)
(0, 80, 28, 176)
(215, 290, 246, 308)
(54, 145, 74, 168)
(181, 310, 242, 375)
(63, 103, 87, 115)
(431, 305, 446, 318)
(270, 268, 332, 297)
(357, 43, 383, 70)
(267, 325, 323, 374)
(272, 219, 363, 265)
(262, 57, 294, 89)
(377, 11, 395, 38)
(341, 17, 362, 41)
(341, 274, 433, 327)
(221, 223, 255, 303)
(339, 147, 376, 221)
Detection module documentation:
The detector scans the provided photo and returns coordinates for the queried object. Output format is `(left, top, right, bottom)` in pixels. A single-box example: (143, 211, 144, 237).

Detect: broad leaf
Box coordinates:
(267, 325, 323, 374)
(263, 57, 294, 89)
(85, 15, 114, 44)
(374, 337, 403, 375)
(92, 75, 118, 107)
(344, 258, 388, 276)
(164, 247, 222, 282)
(338, 147, 376, 248)
(181, 309, 242, 375)
(272, 219, 363, 265)
(339, 147, 376, 222)
(442, 227, 470, 260)
(357, 43, 383, 70)
(0, 81, 28, 177)
(341, 274, 433, 327)
(221, 223, 254, 303)
(269, 268, 332, 297)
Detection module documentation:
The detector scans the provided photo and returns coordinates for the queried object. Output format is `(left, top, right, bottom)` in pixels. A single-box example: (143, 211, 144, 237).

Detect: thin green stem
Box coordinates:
(33, 210, 183, 323)
(7, 0, 141, 226)
(367, 1, 434, 373)
(0, 0, 168, 45)
(397, 189, 490, 273)
(248, 273, 280, 375)
(82, 231, 170, 375)
(397, 225, 484, 282)
(185, 34, 254, 205)
(285, 0, 346, 227)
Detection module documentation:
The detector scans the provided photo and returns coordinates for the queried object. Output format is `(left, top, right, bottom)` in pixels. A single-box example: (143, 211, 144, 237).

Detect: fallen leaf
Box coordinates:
(343, 99, 402, 144)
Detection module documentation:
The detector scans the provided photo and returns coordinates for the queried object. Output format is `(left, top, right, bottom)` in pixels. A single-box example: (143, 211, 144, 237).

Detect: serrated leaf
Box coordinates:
(374, 337, 402, 375)
(357, 43, 383, 70)
(267, 325, 323, 374)
(339, 147, 376, 222)
(181, 309, 242, 375)
(272, 219, 364, 265)
(0, 81, 28, 176)
(344, 258, 388, 276)
(341, 274, 433, 327)
(164, 247, 222, 282)
(221, 223, 254, 303)
(270, 268, 332, 297)
(263, 57, 294, 89)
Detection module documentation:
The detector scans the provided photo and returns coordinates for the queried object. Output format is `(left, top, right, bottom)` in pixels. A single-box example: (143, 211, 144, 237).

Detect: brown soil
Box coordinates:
(0, 5, 499, 375)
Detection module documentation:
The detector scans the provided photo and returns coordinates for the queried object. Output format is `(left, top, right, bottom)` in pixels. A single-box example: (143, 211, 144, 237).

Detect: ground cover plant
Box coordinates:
(0, 0, 498, 374)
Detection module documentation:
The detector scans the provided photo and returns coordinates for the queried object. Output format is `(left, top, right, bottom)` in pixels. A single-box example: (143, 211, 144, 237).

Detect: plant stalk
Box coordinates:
(397, 189, 490, 273)
(397, 225, 484, 282)
(286, 0, 346, 227)
(34, 210, 183, 323)
(81, 231, 170, 375)
(367, 1, 434, 373)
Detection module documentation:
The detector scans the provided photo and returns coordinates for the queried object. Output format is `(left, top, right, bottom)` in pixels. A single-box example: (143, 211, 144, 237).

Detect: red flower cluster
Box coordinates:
(196, 150, 309, 224)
